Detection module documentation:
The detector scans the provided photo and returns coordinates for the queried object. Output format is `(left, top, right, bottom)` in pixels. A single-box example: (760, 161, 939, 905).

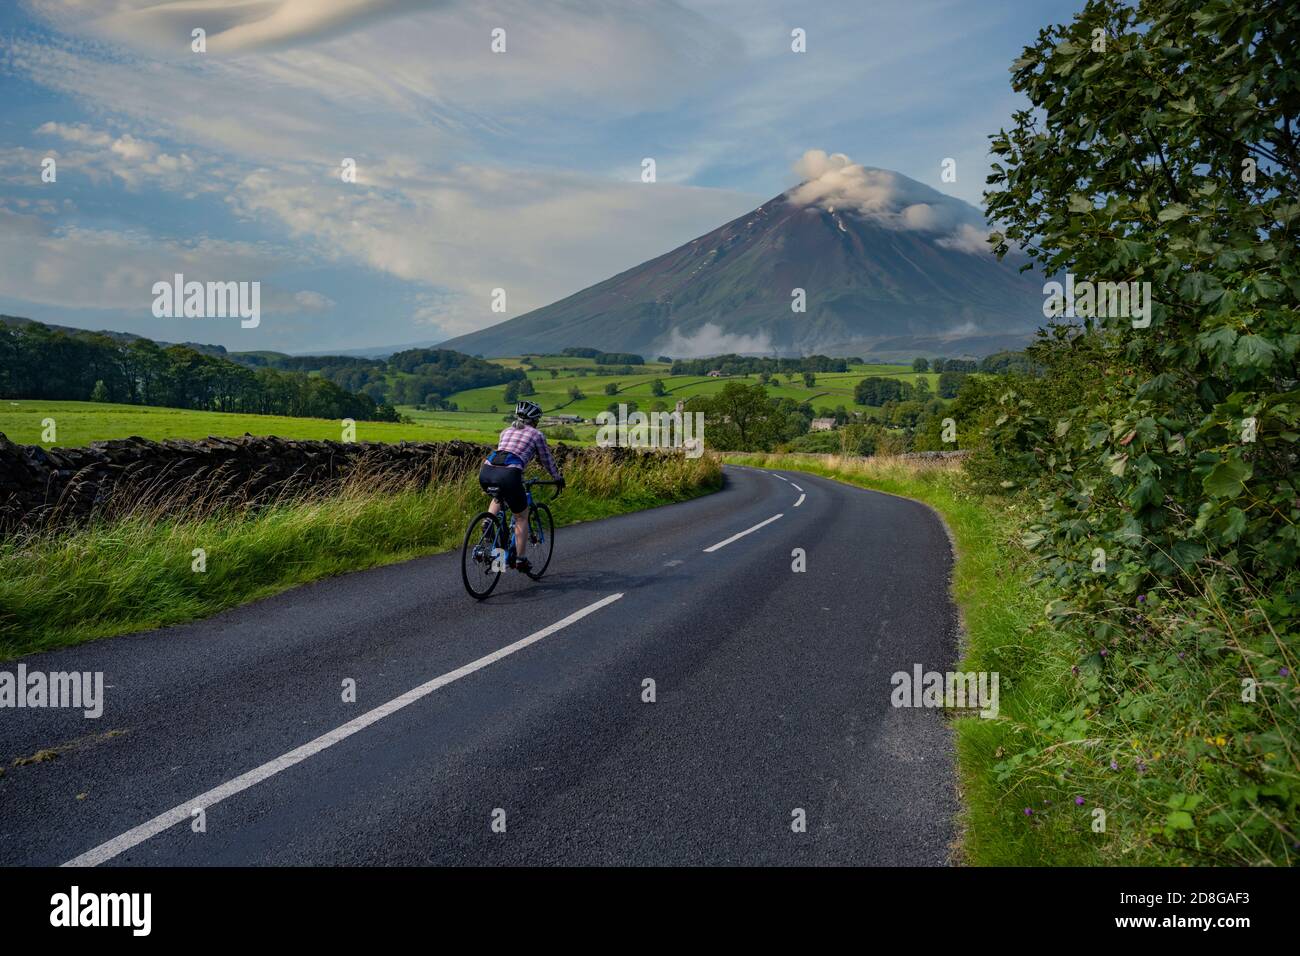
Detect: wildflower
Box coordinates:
(1075, 796, 1085, 806)
(1024, 807, 1033, 816)
(1137, 594, 1146, 603)
(1282, 667, 1291, 677)
(1099, 648, 1108, 656)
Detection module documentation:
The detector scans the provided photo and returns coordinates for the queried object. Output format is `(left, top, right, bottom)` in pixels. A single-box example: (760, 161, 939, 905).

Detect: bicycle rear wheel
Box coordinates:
(461, 511, 504, 599)
(525, 503, 554, 579)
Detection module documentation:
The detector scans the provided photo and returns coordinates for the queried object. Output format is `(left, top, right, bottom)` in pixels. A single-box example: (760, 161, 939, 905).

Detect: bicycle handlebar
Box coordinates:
(525, 478, 563, 498)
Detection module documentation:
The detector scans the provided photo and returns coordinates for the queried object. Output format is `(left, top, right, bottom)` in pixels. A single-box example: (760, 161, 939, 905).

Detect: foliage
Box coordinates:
(982, 0, 1300, 863)
(854, 376, 912, 405)
(685, 382, 789, 451)
(1, 321, 398, 422)
(938, 370, 969, 399)
(669, 354, 849, 376)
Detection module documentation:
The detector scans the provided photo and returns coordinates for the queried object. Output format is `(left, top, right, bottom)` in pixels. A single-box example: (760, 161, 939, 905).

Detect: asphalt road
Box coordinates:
(0, 464, 961, 866)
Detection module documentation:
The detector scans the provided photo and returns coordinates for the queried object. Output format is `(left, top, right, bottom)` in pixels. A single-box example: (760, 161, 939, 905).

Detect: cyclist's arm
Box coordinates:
(535, 433, 562, 480)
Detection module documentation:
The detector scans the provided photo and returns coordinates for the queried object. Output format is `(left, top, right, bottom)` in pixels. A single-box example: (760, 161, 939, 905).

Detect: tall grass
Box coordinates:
(0, 451, 721, 659)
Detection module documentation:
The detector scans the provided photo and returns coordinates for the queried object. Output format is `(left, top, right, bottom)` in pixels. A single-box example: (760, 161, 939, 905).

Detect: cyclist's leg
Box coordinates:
(513, 508, 528, 557)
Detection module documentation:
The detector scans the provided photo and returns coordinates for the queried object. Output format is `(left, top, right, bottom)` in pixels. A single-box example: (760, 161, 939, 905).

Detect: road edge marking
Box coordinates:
(62, 592, 625, 868)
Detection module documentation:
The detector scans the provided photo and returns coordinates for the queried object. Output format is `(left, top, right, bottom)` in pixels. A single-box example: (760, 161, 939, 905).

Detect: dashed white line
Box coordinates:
(62, 592, 625, 868)
(703, 513, 784, 553)
(794, 494, 805, 507)
(790, 483, 803, 492)
(772, 474, 789, 482)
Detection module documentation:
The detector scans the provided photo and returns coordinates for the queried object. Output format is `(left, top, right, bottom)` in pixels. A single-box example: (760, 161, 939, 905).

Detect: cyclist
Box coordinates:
(479, 400, 565, 574)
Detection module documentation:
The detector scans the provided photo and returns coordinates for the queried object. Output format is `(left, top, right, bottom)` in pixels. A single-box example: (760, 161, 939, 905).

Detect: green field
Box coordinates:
(448, 360, 939, 418)
(2, 362, 940, 448)
(0, 400, 519, 447)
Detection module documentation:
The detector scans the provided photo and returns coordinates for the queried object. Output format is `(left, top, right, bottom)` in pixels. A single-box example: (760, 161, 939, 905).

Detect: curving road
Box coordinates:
(0, 464, 961, 866)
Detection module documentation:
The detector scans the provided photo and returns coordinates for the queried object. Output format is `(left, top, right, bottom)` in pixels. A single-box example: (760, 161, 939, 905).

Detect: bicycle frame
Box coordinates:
(486, 482, 549, 566)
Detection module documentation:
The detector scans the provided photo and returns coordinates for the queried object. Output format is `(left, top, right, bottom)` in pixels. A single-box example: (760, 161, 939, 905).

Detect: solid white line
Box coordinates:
(791, 483, 803, 492)
(794, 494, 806, 507)
(702, 513, 783, 553)
(62, 592, 625, 868)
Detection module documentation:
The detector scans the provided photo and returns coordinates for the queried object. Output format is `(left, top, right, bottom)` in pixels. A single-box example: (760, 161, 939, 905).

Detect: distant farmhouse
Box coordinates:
(809, 417, 836, 432)
(541, 414, 584, 426)
(706, 370, 723, 377)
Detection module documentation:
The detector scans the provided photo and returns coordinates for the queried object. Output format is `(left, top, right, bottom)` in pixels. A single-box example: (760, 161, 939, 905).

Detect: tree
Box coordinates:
(984, 0, 1300, 582)
(651, 378, 666, 397)
(89, 379, 109, 402)
(912, 357, 929, 373)
(503, 380, 520, 403)
(854, 376, 909, 406)
(567, 385, 585, 401)
(686, 382, 786, 451)
(803, 371, 816, 387)
(937, 370, 967, 399)
(603, 381, 619, 396)
(518, 377, 536, 396)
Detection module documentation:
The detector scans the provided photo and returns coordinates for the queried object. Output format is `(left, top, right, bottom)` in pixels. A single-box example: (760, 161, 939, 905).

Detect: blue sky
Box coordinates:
(0, 0, 1085, 353)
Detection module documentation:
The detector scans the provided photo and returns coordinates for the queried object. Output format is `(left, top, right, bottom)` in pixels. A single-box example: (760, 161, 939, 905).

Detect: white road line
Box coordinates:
(772, 474, 789, 482)
(62, 592, 625, 868)
(791, 483, 803, 492)
(703, 513, 783, 553)
(794, 494, 806, 507)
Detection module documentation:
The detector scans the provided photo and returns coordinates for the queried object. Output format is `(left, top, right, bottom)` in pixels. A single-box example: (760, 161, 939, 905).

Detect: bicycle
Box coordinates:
(460, 478, 560, 599)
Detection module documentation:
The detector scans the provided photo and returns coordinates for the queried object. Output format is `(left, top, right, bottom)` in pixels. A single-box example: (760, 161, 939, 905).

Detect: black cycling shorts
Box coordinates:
(479, 463, 528, 513)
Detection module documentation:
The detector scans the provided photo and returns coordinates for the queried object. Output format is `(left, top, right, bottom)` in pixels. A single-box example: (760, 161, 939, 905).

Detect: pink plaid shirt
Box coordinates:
(491, 424, 561, 479)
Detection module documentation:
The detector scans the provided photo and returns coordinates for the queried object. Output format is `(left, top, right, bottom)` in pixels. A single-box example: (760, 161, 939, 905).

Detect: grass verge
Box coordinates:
(0, 451, 721, 659)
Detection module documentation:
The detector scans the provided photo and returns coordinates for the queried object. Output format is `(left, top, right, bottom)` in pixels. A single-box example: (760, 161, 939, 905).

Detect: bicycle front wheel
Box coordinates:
(525, 503, 555, 579)
(462, 511, 504, 599)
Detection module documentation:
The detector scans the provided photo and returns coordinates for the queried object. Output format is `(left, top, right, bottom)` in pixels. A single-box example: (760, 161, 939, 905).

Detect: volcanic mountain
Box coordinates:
(439, 161, 1045, 359)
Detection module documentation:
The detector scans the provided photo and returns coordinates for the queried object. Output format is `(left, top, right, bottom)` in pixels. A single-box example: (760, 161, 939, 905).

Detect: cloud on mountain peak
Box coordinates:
(788, 149, 992, 255)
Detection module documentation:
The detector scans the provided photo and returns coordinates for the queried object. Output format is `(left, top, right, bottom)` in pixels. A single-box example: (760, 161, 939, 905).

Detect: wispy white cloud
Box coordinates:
(0, 205, 320, 317)
(661, 322, 773, 358)
(39, 0, 435, 55)
(226, 162, 757, 332)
